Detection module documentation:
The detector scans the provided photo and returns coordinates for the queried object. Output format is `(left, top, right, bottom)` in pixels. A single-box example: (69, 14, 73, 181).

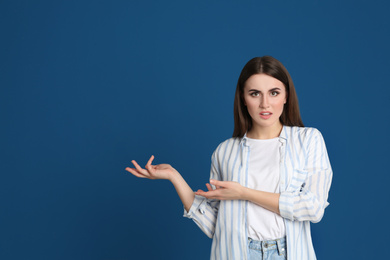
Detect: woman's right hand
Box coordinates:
(125, 155, 177, 181)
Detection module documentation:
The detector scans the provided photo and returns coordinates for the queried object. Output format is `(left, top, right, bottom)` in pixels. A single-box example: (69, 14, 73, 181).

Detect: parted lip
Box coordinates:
(259, 111, 272, 114)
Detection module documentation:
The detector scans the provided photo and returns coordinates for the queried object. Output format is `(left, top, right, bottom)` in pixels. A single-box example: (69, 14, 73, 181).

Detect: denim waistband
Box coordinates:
(248, 237, 286, 255)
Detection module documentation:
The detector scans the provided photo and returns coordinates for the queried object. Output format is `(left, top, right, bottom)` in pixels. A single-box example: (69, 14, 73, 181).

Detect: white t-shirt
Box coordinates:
(246, 137, 286, 241)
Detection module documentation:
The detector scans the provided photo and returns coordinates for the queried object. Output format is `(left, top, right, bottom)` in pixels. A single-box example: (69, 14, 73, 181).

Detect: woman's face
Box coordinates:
(243, 73, 287, 132)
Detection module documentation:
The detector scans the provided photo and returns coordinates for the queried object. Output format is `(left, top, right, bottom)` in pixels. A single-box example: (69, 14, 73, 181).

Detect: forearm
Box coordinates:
(242, 187, 280, 215)
(196, 180, 280, 215)
(169, 171, 195, 212)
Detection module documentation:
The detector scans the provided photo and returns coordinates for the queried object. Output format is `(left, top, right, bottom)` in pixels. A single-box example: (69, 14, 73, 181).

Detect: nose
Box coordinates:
(260, 95, 269, 108)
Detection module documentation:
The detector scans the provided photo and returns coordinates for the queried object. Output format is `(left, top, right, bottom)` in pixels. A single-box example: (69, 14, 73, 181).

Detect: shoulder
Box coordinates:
(283, 126, 326, 149)
(212, 137, 241, 158)
(283, 126, 323, 139)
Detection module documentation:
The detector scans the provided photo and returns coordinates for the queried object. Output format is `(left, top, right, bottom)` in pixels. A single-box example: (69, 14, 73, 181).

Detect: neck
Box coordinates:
(247, 123, 283, 140)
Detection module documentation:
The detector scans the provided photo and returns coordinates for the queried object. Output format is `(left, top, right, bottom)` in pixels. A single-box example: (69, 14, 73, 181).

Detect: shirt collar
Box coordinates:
(279, 125, 287, 140)
(240, 125, 288, 146)
(240, 132, 249, 147)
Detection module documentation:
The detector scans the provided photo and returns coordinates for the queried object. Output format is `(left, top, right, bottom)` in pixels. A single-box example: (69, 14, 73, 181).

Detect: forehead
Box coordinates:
(244, 74, 285, 91)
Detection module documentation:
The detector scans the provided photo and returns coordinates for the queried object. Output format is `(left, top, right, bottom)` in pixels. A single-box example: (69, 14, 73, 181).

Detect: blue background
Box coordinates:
(1, 0, 389, 259)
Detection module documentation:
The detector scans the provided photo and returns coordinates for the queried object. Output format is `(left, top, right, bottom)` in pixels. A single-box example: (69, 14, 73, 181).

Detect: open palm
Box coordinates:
(125, 155, 177, 180)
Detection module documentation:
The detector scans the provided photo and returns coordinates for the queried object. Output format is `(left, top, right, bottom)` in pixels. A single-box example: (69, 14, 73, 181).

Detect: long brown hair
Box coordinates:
(233, 56, 304, 138)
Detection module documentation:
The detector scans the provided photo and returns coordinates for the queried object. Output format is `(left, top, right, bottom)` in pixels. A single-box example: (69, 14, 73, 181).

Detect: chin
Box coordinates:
(256, 120, 279, 128)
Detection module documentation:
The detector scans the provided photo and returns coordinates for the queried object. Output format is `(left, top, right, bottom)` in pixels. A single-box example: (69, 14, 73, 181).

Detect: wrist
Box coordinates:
(168, 170, 181, 183)
(241, 186, 250, 201)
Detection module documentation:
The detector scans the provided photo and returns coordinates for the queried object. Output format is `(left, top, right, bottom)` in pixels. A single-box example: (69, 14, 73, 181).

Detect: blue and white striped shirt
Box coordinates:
(183, 126, 332, 260)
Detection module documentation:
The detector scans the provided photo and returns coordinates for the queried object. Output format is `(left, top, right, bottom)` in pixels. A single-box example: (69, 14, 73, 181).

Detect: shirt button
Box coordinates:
(199, 209, 205, 214)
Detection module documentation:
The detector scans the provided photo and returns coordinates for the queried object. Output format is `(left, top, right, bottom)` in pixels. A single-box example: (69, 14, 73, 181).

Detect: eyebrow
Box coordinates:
(248, 87, 282, 92)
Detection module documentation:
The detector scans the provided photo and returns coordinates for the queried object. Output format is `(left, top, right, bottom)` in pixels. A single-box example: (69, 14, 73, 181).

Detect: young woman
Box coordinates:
(126, 56, 332, 260)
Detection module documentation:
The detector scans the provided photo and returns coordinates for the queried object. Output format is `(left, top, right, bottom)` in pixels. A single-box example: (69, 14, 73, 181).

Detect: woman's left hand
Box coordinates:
(195, 179, 246, 200)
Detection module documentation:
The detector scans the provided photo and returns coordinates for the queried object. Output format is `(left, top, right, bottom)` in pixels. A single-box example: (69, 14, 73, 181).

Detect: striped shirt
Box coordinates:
(183, 126, 332, 260)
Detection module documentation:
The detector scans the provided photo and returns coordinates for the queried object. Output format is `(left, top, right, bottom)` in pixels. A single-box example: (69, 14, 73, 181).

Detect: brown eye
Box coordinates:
(270, 91, 279, 96)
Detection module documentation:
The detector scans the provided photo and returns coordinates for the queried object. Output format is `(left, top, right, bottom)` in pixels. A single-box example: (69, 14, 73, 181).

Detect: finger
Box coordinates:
(132, 160, 149, 175)
(210, 179, 226, 188)
(125, 167, 147, 178)
(196, 190, 219, 199)
(206, 183, 214, 191)
(145, 155, 155, 169)
(195, 189, 208, 196)
(195, 191, 207, 197)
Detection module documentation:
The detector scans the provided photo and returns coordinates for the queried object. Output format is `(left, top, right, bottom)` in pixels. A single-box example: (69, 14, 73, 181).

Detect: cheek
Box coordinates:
(272, 99, 286, 111)
(245, 99, 252, 107)
(245, 99, 258, 112)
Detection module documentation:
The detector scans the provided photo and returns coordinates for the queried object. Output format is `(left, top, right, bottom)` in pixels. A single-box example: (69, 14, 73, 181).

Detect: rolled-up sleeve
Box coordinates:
(183, 195, 219, 238)
(279, 128, 333, 223)
(183, 149, 221, 238)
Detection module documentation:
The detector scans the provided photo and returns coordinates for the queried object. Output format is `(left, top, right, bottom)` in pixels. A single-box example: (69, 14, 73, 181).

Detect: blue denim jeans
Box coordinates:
(248, 237, 287, 260)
